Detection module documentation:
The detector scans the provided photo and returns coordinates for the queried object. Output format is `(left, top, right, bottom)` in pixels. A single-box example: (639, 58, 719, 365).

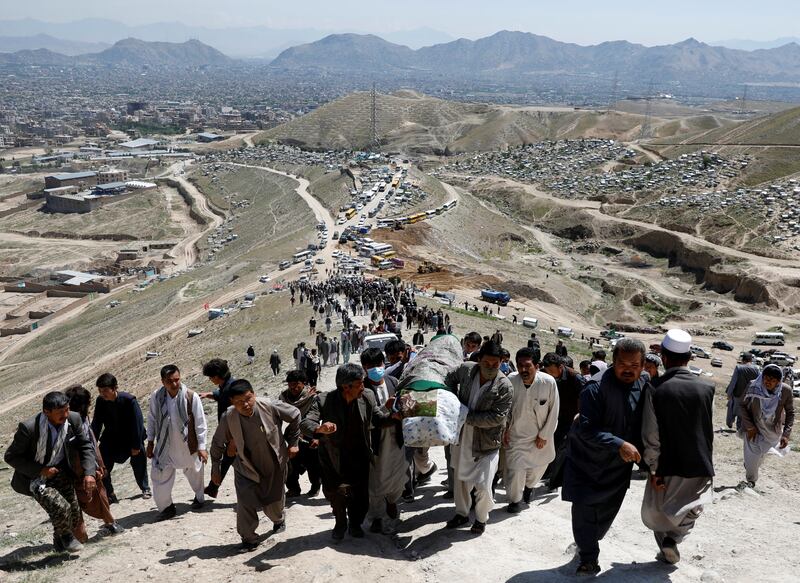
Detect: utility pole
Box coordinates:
(370, 82, 380, 152)
(609, 71, 619, 112)
(741, 84, 749, 114)
(639, 80, 654, 141)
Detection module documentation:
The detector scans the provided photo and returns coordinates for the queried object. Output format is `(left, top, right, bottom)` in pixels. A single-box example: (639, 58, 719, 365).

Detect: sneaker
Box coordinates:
(415, 463, 438, 485)
(141, 489, 152, 500)
(101, 522, 125, 535)
(523, 486, 533, 504)
(445, 514, 469, 529)
(157, 503, 176, 521)
(332, 523, 347, 541)
(348, 524, 365, 538)
(59, 534, 83, 553)
(190, 497, 205, 510)
(576, 561, 601, 576)
(204, 484, 219, 499)
(271, 522, 286, 534)
(507, 502, 522, 514)
(470, 520, 486, 535)
(660, 537, 680, 564)
(369, 518, 383, 533)
(108, 493, 119, 504)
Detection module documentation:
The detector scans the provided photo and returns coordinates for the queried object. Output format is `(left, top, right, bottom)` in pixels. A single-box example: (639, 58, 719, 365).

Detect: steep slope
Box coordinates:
(87, 38, 232, 67)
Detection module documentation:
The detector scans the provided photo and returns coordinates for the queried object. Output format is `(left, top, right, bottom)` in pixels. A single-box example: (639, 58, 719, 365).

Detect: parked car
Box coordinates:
(689, 365, 703, 376)
(710, 357, 723, 368)
(712, 341, 734, 351)
(690, 345, 711, 359)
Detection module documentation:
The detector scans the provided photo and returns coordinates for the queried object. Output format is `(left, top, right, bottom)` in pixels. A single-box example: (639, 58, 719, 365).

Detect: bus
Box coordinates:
(292, 250, 313, 264)
(425, 209, 437, 218)
(382, 250, 396, 259)
(345, 208, 356, 220)
(443, 199, 457, 210)
(752, 332, 785, 346)
(408, 212, 427, 224)
(377, 218, 396, 229)
(371, 254, 384, 266)
(391, 177, 400, 188)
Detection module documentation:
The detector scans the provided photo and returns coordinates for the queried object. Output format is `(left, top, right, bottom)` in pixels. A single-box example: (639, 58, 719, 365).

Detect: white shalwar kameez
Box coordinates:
(504, 371, 560, 503)
(451, 376, 499, 523)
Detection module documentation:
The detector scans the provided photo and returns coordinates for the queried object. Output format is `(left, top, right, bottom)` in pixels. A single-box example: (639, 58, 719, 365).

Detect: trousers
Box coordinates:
(505, 465, 547, 503)
(151, 462, 205, 511)
(571, 486, 628, 563)
(32, 470, 82, 537)
(101, 446, 150, 496)
(454, 478, 493, 523)
(542, 434, 568, 489)
(238, 494, 285, 543)
(286, 441, 321, 492)
(325, 479, 369, 529)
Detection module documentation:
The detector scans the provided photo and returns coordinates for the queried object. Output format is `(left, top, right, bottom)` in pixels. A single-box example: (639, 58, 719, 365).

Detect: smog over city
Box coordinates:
(0, 2, 799, 582)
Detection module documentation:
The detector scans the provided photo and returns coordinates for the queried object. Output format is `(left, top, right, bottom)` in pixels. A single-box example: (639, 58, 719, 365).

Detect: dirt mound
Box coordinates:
(499, 281, 558, 304)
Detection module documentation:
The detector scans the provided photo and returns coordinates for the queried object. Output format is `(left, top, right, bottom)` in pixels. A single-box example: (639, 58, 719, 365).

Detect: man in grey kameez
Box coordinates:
(210, 379, 300, 551)
(641, 330, 714, 565)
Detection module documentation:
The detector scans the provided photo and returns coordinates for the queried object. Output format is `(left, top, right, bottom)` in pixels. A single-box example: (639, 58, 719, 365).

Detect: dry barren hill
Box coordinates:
(683, 105, 800, 145)
(258, 91, 735, 153)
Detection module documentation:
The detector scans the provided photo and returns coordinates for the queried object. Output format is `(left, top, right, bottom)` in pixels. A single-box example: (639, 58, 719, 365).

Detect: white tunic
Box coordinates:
(452, 376, 499, 487)
(505, 371, 559, 470)
(148, 390, 207, 471)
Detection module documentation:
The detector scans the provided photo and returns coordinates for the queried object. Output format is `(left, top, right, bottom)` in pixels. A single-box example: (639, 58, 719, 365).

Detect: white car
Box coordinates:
(337, 218, 346, 225)
(315, 258, 325, 264)
(363, 333, 398, 353)
(258, 275, 270, 283)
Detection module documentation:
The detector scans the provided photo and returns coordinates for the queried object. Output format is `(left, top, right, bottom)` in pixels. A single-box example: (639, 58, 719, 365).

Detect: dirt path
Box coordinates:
(168, 175, 225, 272)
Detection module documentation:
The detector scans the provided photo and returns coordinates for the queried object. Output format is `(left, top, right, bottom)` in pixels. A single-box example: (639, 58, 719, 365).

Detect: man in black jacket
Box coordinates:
(725, 352, 760, 430)
(5, 391, 96, 552)
(199, 359, 236, 498)
(91, 373, 150, 502)
(642, 329, 714, 565)
(301, 363, 380, 540)
(562, 338, 648, 576)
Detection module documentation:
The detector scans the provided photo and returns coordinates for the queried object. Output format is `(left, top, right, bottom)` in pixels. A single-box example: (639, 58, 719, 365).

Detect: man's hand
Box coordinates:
(83, 475, 96, 492)
(502, 430, 510, 448)
(780, 436, 789, 449)
(226, 441, 237, 457)
(211, 471, 222, 486)
(316, 422, 337, 435)
(131, 448, 140, 456)
(287, 446, 300, 459)
(199, 392, 214, 400)
(309, 439, 320, 449)
(197, 450, 209, 464)
(746, 427, 759, 442)
(146, 442, 154, 459)
(40, 466, 59, 479)
(385, 396, 396, 410)
(95, 469, 105, 481)
(649, 474, 666, 492)
(535, 436, 547, 450)
(619, 441, 641, 463)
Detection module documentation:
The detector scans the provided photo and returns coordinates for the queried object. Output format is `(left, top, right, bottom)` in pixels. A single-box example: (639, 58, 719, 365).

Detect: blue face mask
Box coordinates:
(367, 366, 385, 382)
(500, 362, 511, 374)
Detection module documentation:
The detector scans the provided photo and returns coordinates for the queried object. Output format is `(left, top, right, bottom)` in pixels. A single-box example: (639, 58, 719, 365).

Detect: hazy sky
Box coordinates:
(3, 0, 799, 44)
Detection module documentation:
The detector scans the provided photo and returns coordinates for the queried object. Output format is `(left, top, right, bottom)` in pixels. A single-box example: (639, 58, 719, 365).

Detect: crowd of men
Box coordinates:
(4, 275, 794, 577)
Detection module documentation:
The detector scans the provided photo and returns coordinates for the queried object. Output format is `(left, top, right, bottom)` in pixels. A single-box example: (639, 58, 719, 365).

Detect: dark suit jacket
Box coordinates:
(5, 411, 96, 497)
(726, 363, 760, 399)
(90, 391, 147, 452)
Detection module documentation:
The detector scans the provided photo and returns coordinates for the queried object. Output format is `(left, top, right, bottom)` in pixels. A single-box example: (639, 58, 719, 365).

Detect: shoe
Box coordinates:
(400, 488, 414, 503)
(576, 561, 601, 576)
(236, 540, 259, 553)
(660, 537, 680, 564)
(141, 489, 152, 500)
(108, 493, 119, 504)
(445, 514, 469, 529)
(523, 486, 533, 504)
(332, 523, 347, 541)
(349, 524, 365, 538)
(58, 534, 83, 553)
(272, 521, 286, 534)
(369, 518, 383, 533)
(204, 484, 219, 499)
(442, 489, 454, 499)
(470, 520, 486, 535)
(507, 502, 522, 514)
(101, 522, 125, 535)
(190, 497, 205, 510)
(286, 489, 301, 498)
(157, 504, 176, 521)
(307, 485, 320, 497)
(416, 463, 438, 485)
(53, 535, 65, 552)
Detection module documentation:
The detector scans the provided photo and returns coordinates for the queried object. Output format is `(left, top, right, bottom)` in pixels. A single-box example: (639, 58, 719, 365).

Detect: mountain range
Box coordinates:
(269, 31, 800, 83)
(0, 18, 453, 57)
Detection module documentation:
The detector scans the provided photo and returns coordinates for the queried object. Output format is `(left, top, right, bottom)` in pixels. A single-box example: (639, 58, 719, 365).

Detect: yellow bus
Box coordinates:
(382, 250, 396, 259)
(345, 208, 356, 220)
(391, 177, 400, 188)
(371, 254, 384, 266)
(408, 212, 426, 224)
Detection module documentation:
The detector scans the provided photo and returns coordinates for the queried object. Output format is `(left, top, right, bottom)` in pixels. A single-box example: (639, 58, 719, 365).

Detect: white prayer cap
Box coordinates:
(590, 360, 608, 372)
(661, 329, 692, 354)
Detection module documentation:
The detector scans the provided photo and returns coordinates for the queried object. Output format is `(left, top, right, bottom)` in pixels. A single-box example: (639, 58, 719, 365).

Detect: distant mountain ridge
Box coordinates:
(0, 33, 110, 55)
(0, 37, 233, 67)
(270, 30, 800, 83)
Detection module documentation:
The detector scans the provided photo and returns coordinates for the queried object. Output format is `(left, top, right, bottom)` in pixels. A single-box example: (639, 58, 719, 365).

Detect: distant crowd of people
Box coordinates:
(4, 275, 793, 577)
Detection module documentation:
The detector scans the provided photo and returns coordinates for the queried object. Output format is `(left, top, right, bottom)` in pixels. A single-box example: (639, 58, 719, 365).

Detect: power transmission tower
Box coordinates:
(740, 84, 749, 114)
(609, 71, 619, 112)
(639, 81, 654, 140)
(370, 83, 380, 151)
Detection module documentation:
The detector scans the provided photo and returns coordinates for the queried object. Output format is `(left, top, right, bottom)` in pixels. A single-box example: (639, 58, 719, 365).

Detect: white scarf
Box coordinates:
(153, 384, 190, 469)
(31, 413, 69, 494)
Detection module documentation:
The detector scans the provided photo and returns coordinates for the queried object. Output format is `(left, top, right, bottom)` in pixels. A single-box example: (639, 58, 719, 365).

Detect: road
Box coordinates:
(169, 174, 225, 271)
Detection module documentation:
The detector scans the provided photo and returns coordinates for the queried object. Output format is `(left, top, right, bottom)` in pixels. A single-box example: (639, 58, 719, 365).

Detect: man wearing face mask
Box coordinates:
(361, 348, 407, 534)
(562, 338, 649, 576)
(503, 347, 560, 513)
(384, 339, 408, 379)
(444, 341, 513, 535)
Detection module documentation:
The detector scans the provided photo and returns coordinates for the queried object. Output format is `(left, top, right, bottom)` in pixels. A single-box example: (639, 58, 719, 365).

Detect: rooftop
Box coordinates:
(119, 138, 160, 149)
(48, 171, 97, 181)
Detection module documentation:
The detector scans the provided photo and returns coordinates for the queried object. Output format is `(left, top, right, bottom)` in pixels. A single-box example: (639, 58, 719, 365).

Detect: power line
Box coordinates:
(639, 80, 654, 140)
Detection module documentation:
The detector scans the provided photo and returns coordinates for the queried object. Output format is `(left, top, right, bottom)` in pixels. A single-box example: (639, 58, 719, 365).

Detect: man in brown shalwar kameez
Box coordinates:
(210, 379, 300, 552)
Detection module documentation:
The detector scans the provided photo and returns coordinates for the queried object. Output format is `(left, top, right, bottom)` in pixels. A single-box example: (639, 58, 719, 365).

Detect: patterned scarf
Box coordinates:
(31, 413, 69, 493)
(746, 366, 783, 421)
(152, 384, 189, 469)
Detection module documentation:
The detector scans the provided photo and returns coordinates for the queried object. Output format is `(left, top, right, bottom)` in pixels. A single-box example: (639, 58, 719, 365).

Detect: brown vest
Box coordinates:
(186, 390, 198, 454)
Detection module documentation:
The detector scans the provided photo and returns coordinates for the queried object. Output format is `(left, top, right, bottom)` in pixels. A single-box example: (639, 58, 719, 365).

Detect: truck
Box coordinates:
(481, 289, 511, 306)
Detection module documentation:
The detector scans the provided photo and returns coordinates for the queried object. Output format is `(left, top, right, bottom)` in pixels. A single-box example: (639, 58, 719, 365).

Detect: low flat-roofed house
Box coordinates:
(197, 132, 225, 143)
(119, 138, 161, 150)
(54, 270, 101, 286)
(93, 181, 128, 195)
(44, 171, 98, 189)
